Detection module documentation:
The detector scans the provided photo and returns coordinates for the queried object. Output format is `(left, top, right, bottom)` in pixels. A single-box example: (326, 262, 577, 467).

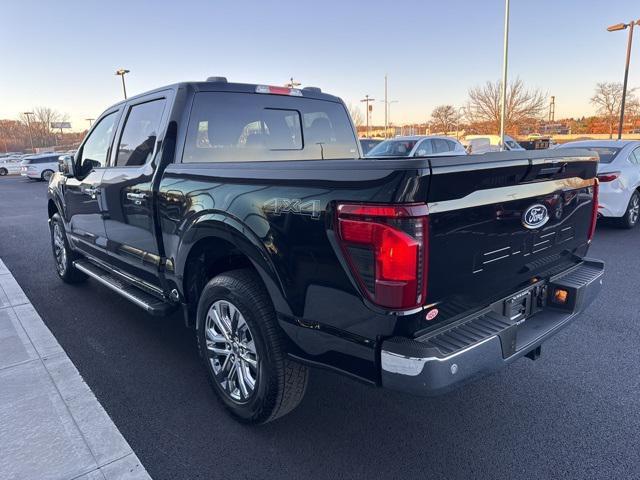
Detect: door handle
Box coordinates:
(126, 192, 147, 200)
(82, 187, 99, 199)
(126, 192, 147, 205)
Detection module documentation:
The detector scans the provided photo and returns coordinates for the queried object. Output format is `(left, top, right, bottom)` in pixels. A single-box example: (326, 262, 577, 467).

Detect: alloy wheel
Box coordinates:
(52, 223, 67, 275)
(205, 300, 259, 403)
(43, 170, 53, 181)
(630, 194, 639, 226)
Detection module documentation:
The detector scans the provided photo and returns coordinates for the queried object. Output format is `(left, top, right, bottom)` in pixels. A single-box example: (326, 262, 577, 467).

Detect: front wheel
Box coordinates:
(197, 269, 308, 424)
(50, 213, 87, 283)
(616, 191, 640, 229)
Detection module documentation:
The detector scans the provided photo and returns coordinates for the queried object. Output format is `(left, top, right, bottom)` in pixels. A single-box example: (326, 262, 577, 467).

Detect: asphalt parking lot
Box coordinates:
(1, 174, 639, 479)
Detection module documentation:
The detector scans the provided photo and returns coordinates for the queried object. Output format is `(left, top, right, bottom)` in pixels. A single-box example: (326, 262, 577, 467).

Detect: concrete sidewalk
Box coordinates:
(0, 258, 151, 480)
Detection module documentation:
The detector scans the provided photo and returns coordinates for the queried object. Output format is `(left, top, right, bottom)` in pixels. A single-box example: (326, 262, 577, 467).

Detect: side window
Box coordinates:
(446, 140, 458, 151)
(115, 99, 166, 167)
(78, 112, 118, 176)
(183, 92, 358, 163)
(630, 147, 640, 165)
(432, 138, 449, 153)
(414, 140, 432, 156)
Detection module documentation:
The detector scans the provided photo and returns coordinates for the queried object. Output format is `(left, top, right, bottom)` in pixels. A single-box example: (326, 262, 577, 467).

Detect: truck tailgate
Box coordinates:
(424, 149, 598, 325)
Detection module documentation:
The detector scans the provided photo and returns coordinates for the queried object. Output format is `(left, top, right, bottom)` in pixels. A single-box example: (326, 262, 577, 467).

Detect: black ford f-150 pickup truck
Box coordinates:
(48, 78, 604, 424)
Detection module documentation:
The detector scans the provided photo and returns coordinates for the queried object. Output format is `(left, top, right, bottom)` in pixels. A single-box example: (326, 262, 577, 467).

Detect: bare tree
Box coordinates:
(0, 120, 29, 152)
(430, 105, 460, 133)
(18, 107, 69, 147)
(591, 82, 638, 138)
(464, 78, 547, 133)
(347, 102, 364, 128)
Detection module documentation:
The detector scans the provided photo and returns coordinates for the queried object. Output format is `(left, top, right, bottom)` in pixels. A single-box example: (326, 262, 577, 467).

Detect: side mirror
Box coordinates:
(58, 155, 75, 177)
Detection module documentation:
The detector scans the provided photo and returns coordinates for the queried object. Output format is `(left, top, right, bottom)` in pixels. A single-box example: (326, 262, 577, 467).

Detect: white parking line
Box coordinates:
(0, 258, 152, 480)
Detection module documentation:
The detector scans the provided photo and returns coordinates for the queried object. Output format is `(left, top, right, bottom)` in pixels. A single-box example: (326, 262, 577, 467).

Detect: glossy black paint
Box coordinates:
(48, 80, 599, 385)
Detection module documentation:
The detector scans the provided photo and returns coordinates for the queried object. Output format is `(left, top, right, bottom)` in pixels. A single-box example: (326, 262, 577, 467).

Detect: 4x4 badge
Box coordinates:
(522, 204, 549, 229)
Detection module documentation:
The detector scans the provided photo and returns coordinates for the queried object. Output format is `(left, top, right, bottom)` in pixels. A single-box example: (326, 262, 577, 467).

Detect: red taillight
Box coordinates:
(588, 179, 599, 242)
(597, 171, 620, 183)
(336, 203, 429, 310)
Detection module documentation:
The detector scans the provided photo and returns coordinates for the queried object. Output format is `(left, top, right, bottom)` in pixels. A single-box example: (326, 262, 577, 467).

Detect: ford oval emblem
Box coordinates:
(522, 204, 549, 229)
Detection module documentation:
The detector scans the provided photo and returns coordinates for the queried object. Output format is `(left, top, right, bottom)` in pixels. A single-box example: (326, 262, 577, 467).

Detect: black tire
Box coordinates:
(49, 213, 87, 283)
(0, 168, 7, 176)
(616, 190, 640, 229)
(196, 269, 308, 424)
(41, 169, 54, 182)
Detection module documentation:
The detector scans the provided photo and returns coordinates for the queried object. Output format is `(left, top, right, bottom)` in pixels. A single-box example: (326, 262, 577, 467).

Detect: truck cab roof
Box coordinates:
(109, 79, 342, 110)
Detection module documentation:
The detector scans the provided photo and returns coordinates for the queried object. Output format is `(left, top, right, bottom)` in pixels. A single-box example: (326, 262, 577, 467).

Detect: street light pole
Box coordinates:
(607, 20, 639, 139)
(115, 69, 130, 99)
(499, 0, 510, 150)
(85, 118, 95, 128)
(360, 95, 375, 137)
(23, 111, 35, 153)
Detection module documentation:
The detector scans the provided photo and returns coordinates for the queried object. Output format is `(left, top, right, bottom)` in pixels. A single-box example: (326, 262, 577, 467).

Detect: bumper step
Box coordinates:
(419, 312, 513, 357)
(380, 259, 605, 396)
(73, 260, 175, 316)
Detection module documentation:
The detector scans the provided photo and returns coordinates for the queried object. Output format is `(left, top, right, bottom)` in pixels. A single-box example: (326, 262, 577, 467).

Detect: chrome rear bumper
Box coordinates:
(380, 259, 605, 396)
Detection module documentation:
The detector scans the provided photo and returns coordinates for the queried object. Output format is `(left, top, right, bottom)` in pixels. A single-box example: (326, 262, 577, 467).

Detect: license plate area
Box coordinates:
(503, 282, 546, 324)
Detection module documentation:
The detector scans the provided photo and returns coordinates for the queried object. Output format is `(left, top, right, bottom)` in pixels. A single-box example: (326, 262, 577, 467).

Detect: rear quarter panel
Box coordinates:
(158, 159, 431, 381)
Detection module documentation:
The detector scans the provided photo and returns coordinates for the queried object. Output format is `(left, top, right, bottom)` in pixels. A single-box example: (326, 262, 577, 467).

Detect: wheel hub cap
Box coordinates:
(52, 224, 67, 274)
(630, 196, 639, 224)
(205, 300, 258, 402)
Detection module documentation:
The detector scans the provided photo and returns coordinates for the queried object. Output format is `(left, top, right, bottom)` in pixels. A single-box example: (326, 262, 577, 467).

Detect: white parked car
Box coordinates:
(463, 134, 525, 154)
(365, 135, 467, 158)
(557, 140, 640, 228)
(20, 154, 60, 181)
(0, 157, 22, 176)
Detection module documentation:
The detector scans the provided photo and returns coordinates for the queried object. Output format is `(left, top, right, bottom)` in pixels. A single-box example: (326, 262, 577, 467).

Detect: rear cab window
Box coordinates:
(183, 92, 358, 162)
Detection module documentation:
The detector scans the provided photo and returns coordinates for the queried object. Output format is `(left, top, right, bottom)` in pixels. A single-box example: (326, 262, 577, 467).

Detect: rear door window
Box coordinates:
(414, 140, 432, 156)
(432, 138, 450, 153)
(183, 92, 358, 162)
(115, 99, 167, 167)
(446, 140, 459, 151)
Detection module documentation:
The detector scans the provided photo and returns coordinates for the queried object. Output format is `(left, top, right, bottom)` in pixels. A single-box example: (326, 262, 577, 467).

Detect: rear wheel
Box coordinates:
(0, 168, 7, 176)
(41, 169, 54, 182)
(196, 269, 308, 424)
(616, 191, 640, 229)
(49, 213, 87, 283)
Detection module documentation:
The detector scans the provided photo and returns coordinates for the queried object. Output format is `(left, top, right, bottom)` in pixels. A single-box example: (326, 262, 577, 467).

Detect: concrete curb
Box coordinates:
(0, 258, 152, 480)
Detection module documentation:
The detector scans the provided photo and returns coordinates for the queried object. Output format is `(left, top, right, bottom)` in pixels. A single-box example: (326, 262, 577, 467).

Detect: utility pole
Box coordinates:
(360, 95, 375, 137)
(285, 77, 301, 89)
(384, 75, 388, 138)
(548, 96, 556, 123)
(23, 111, 35, 153)
(607, 20, 639, 139)
(115, 68, 130, 99)
(499, 0, 510, 150)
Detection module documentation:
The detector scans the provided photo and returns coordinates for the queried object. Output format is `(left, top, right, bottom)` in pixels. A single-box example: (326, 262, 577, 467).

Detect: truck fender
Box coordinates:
(175, 213, 293, 319)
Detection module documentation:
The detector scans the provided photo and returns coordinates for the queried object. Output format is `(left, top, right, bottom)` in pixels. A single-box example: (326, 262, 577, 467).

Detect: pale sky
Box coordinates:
(1, 0, 639, 131)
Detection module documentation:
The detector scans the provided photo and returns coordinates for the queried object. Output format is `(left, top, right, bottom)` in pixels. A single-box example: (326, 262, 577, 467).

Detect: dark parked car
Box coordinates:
(48, 78, 604, 424)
